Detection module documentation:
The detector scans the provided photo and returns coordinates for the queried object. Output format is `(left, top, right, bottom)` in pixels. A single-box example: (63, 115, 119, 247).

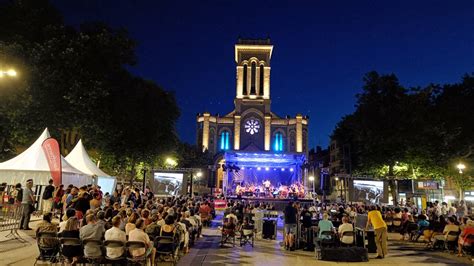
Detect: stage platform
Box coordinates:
(225, 196, 314, 211)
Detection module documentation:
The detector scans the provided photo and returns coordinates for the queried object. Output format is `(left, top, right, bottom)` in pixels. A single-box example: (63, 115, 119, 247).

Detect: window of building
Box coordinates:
(274, 132, 283, 152)
(242, 64, 247, 95)
(220, 131, 230, 150)
(250, 62, 256, 95)
(259, 64, 264, 95)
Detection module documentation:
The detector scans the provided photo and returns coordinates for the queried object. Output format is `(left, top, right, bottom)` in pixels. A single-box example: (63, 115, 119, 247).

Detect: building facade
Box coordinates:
(196, 39, 309, 155)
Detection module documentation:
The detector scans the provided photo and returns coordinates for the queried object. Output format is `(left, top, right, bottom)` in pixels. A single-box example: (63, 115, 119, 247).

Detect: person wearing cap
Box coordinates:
(20, 179, 35, 230)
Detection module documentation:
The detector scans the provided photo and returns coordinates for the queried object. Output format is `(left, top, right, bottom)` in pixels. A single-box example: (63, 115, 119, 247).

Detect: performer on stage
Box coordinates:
(263, 179, 271, 197)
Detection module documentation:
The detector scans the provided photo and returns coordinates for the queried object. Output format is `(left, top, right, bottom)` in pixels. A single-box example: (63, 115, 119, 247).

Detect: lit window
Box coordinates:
(220, 131, 231, 150)
(274, 132, 283, 152)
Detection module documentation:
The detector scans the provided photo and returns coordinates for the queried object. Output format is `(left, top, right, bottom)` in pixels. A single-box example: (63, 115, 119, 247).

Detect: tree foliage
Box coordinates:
(0, 0, 181, 179)
(332, 71, 474, 196)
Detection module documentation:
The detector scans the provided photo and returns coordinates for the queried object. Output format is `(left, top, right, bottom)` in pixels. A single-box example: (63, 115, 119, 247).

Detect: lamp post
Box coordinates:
(457, 163, 466, 200)
(308, 175, 315, 203)
(190, 171, 202, 196)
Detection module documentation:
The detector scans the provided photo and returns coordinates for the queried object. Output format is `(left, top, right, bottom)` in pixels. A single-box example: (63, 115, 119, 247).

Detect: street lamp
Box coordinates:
(456, 163, 467, 200)
(0, 69, 17, 78)
(308, 175, 315, 202)
(165, 157, 177, 168)
(196, 171, 203, 178)
(457, 163, 466, 174)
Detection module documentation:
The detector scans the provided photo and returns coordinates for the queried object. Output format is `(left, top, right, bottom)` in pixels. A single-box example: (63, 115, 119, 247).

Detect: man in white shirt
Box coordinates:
(129, 218, 155, 264)
(104, 216, 126, 259)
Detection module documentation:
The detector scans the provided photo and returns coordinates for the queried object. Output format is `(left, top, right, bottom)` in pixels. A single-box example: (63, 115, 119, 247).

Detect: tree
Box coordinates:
(0, 0, 181, 181)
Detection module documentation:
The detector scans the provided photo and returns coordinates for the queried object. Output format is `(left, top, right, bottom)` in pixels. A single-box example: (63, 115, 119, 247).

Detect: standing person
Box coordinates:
(457, 200, 467, 218)
(20, 179, 35, 230)
(283, 201, 297, 251)
(53, 184, 64, 217)
(366, 205, 388, 259)
(42, 179, 55, 214)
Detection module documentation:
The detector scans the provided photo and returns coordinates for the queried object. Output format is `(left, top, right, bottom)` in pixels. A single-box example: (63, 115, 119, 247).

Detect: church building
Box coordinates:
(196, 38, 309, 195)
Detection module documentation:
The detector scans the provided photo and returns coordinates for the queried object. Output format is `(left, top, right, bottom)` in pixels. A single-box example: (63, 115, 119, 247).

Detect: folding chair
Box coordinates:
(221, 219, 236, 247)
(392, 218, 402, 232)
(59, 237, 82, 264)
(461, 234, 474, 256)
(126, 241, 148, 266)
(319, 231, 336, 248)
(154, 236, 178, 266)
(82, 239, 103, 265)
(35, 232, 60, 265)
(103, 240, 126, 264)
(340, 231, 355, 246)
(240, 225, 255, 247)
(445, 231, 459, 252)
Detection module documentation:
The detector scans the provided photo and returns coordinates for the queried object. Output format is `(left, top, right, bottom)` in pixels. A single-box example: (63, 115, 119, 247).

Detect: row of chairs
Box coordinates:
(35, 231, 181, 266)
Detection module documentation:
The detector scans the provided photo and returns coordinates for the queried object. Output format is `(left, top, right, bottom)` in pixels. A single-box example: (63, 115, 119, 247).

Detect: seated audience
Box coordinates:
(104, 216, 126, 259)
(129, 218, 156, 264)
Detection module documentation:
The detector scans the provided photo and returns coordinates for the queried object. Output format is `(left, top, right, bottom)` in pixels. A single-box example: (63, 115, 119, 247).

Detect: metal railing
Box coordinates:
(0, 203, 26, 243)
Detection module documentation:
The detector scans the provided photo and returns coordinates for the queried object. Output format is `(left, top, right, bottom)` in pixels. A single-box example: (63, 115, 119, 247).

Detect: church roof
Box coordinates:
(237, 38, 272, 45)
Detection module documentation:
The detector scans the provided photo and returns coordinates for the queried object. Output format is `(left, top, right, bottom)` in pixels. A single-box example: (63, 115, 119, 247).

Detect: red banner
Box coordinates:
(42, 138, 62, 186)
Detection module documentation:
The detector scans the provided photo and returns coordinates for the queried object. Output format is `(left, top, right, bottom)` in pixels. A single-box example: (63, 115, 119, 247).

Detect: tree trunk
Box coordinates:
(388, 164, 398, 206)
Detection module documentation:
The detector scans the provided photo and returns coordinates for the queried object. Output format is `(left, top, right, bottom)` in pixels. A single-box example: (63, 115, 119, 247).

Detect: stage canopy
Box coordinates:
(0, 128, 92, 186)
(65, 139, 116, 193)
(223, 151, 305, 188)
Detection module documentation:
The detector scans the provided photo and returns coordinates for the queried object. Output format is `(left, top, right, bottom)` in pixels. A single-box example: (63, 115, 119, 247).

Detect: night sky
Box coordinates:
(53, 1, 474, 148)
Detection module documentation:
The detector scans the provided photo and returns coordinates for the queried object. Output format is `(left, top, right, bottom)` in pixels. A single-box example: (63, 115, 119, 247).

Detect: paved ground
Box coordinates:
(178, 214, 474, 266)
(0, 214, 473, 266)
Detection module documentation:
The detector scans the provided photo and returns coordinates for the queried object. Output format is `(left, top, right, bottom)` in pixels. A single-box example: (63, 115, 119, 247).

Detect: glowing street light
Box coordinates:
(196, 171, 203, 178)
(0, 68, 17, 78)
(308, 176, 315, 182)
(165, 157, 177, 168)
(457, 163, 466, 174)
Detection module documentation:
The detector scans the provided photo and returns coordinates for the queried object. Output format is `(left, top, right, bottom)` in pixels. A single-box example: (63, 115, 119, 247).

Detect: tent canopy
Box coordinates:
(65, 139, 111, 178)
(0, 128, 92, 186)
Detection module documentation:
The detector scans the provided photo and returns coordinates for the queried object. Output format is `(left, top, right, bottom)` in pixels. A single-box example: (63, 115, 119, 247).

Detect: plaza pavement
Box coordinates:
(0, 215, 473, 266)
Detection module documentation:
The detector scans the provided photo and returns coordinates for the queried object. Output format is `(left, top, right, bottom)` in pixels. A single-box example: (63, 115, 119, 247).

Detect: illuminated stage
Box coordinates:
(222, 151, 307, 199)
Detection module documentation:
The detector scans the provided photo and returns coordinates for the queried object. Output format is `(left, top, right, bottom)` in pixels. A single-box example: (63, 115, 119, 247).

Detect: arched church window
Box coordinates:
(220, 130, 230, 150)
(242, 64, 247, 95)
(250, 61, 256, 95)
(259, 64, 264, 95)
(290, 131, 296, 152)
(274, 132, 284, 152)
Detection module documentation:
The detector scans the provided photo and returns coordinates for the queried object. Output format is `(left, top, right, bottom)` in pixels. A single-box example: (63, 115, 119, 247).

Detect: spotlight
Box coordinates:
(241, 167, 245, 170)
(257, 167, 261, 171)
(273, 168, 276, 171)
(281, 168, 285, 171)
(290, 168, 294, 172)
(265, 167, 269, 171)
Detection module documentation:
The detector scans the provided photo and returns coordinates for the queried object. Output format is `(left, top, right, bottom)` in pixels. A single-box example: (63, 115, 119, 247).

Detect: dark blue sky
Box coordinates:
(53, 0, 474, 148)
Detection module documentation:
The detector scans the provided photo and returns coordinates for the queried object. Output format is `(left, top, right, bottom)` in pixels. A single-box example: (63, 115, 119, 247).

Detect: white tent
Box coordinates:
(0, 128, 92, 186)
(65, 140, 116, 194)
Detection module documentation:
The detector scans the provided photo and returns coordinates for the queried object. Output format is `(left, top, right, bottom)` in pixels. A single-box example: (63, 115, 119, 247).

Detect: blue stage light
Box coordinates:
(265, 167, 269, 171)
(257, 167, 261, 170)
(290, 168, 294, 172)
(281, 168, 285, 171)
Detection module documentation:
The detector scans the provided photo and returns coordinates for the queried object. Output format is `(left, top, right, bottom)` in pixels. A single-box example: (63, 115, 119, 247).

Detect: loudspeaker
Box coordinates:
(207, 169, 216, 188)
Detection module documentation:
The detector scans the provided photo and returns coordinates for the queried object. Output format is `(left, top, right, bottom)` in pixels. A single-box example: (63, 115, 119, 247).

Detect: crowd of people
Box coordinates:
(8, 179, 217, 265)
(278, 200, 474, 260)
(2, 178, 474, 263)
